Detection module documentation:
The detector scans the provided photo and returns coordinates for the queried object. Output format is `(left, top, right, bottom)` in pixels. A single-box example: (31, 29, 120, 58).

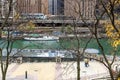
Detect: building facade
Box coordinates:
(64, 0, 96, 19)
(1, 0, 96, 19)
(16, 0, 64, 15)
(16, 0, 48, 14)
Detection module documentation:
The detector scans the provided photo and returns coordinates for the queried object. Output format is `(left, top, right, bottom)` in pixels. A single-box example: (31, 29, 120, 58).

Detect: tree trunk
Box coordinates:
(2, 72, 6, 80)
(77, 56, 80, 80)
(108, 67, 115, 80)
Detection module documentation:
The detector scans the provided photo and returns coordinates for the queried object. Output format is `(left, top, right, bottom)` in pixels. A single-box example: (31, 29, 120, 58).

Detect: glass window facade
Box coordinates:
(48, 0, 64, 15)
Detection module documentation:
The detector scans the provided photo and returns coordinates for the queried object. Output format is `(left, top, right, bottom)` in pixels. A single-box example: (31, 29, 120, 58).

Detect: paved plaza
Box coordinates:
(0, 61, 118, 80)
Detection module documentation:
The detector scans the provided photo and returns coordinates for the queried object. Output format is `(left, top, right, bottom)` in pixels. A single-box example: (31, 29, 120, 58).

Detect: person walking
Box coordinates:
(84, 58, 89, 67)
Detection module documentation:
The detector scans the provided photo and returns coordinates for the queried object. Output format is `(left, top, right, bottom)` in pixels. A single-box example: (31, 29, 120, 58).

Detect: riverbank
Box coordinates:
(1, 26, 107, 40)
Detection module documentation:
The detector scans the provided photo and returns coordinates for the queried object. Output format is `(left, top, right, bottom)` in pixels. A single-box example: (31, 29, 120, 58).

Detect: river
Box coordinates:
(0, 38, 119, 55)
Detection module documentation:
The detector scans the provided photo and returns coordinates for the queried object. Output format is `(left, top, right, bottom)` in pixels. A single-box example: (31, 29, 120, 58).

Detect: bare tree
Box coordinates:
(62, 0, 120, 80)
(0, 0, 36, 80)
(58, 0, 96, 80)
(0, 0, 14, 79)
(79, 0, 120, 79)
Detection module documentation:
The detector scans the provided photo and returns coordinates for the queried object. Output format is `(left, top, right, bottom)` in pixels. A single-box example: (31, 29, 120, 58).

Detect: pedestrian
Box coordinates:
(84, 58, 89, 67)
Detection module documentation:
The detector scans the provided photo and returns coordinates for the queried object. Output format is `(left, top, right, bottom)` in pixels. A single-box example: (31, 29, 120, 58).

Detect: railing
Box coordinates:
(3, 49, 74, 58)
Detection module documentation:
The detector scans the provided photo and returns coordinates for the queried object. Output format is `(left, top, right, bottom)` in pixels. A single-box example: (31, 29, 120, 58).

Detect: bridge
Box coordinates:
(0, 19, 101, 26)
(0, 18, 109, 27)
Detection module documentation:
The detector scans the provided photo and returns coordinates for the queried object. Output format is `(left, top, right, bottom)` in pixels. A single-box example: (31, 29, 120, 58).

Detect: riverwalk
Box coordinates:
(0, 61, 118, 80)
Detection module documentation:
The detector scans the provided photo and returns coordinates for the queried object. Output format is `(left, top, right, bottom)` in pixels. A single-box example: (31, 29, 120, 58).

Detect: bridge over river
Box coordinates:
(0, 19, 108, 26)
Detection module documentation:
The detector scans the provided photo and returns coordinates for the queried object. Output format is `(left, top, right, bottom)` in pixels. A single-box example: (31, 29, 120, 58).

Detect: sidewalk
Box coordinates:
(59, 61, 109, 80)
(0, 61, 112, 80)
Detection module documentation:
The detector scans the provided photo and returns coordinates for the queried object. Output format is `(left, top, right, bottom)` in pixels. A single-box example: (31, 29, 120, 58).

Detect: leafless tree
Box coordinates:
(58, 0, 96, 80)
(62, 0, 120, 80)
(0, 0, 35, 80)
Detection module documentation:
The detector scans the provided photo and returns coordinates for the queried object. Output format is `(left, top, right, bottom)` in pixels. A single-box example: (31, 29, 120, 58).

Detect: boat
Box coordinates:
(24, 34, 59, 41)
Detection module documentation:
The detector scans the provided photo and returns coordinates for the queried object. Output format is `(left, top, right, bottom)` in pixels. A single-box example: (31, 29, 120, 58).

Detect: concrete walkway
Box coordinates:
(59, 61, 109, 80)
(0, 61, 114, 80)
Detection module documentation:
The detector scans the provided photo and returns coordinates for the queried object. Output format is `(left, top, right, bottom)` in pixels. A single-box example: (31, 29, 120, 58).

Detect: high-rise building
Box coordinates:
(64, 0, 96, 19)
(17, 0, 41, 13)
(16, 0, 48, 15)
(0, 0, 97, 19)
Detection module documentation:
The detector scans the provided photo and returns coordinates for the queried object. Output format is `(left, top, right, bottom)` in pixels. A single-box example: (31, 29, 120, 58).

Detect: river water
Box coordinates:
(0, 38, 119, 55)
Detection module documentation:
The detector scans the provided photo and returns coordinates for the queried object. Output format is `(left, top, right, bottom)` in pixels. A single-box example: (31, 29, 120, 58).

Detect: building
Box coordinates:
(16, 0, 48, 14)
(16, 0, 64, 15)
(0, 0, 49, 18)
(64, 0, 96, 19)
(1, 0, 97, 19)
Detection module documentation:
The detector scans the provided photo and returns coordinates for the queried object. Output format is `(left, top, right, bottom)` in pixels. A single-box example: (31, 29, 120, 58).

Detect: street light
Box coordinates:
(25, 71, 27, 80)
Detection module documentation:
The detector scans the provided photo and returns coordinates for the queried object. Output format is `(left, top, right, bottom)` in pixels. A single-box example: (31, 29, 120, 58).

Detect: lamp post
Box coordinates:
(25, 71, 27, 80)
